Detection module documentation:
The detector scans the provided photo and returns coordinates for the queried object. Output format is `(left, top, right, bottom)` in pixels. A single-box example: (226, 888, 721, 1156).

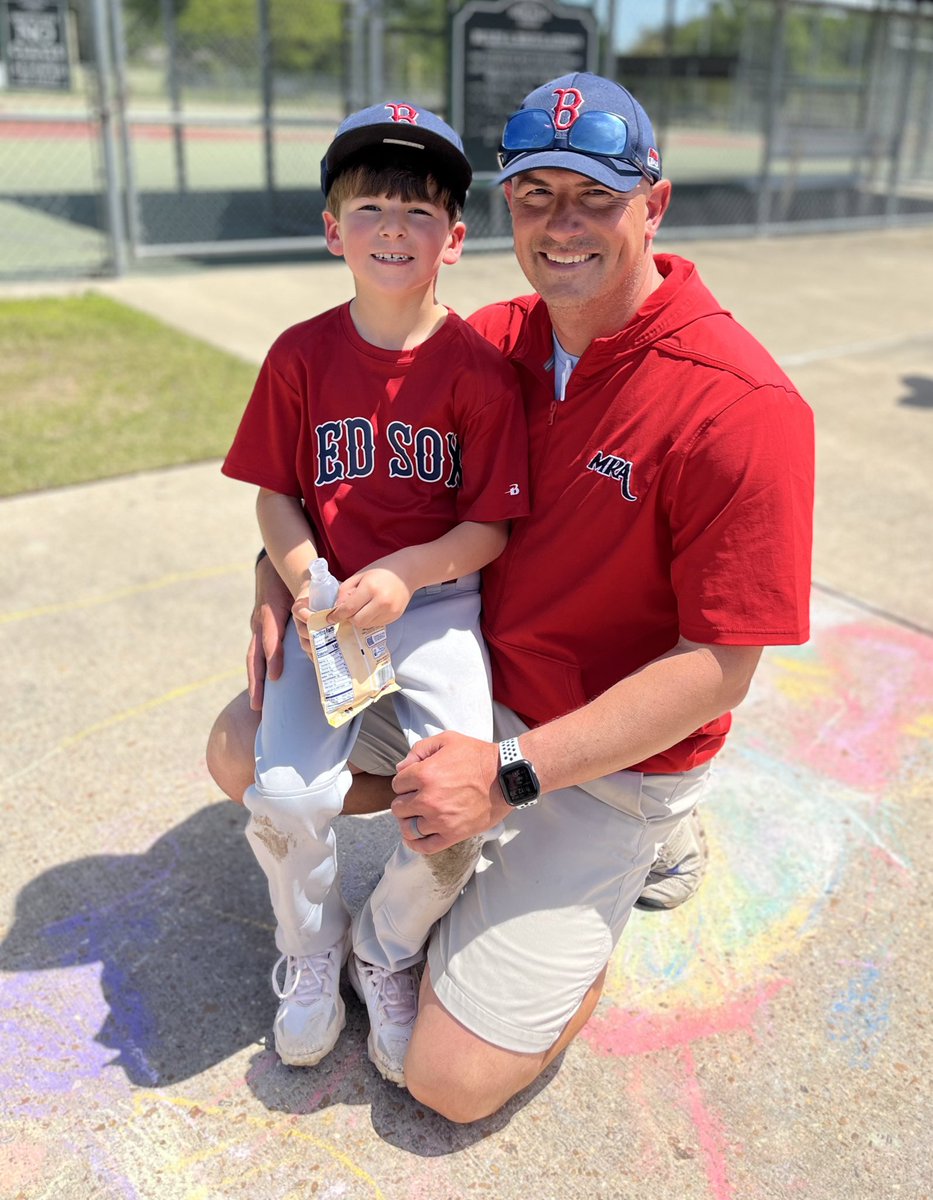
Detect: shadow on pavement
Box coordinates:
(0, 800, 553, 1149)
(899, 374, 933, 409)
(0, 803, 273, 1086)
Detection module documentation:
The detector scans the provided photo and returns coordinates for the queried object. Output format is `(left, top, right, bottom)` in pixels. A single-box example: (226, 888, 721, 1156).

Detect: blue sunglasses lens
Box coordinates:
(500, 108, 631, 159)
(569, 111, 629, 157)
(501, 109, 556, 152)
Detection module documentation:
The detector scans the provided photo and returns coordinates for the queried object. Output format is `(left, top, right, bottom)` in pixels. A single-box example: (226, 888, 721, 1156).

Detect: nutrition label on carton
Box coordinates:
(306, 612, 400, 727)
(311, 625, 356, 714)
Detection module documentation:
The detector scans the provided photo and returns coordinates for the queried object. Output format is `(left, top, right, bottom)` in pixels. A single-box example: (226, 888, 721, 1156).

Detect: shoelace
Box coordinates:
(364, 963, 418, 1026)
(271, 949, 335, 1005)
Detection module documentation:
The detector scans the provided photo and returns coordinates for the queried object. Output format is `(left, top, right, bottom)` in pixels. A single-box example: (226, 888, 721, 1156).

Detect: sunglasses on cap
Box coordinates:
(497, 108, 657, 182)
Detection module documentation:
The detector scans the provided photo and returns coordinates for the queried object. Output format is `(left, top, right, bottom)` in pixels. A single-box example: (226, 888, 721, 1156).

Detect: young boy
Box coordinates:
(221, 103, 528, 1086)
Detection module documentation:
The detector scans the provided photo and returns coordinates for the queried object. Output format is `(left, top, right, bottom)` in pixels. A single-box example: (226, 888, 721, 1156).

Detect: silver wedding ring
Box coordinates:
(407, 816, 425, 840)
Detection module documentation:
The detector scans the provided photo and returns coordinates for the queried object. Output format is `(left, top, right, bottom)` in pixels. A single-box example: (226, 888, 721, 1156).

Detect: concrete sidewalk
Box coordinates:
(1, 228, 931, 1199)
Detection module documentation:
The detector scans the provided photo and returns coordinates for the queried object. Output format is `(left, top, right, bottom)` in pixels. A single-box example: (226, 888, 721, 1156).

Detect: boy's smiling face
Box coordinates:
(323, 192, 465, 300)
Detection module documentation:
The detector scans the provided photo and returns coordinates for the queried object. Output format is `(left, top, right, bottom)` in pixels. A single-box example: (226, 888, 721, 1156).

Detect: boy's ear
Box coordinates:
(442, 220, 467, 266)
(322, 211, 344, 258)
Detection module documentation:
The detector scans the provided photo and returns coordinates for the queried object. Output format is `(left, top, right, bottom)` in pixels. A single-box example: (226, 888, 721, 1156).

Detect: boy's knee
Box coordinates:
(250, 765, 348, 823)
(206, 715, 247, 804)
(425, 837, 483, 897)
(205, 691, 257, 804)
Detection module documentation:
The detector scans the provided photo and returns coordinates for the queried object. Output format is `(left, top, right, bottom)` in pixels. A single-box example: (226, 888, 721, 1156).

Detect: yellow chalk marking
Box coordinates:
(59, 669, 243, 749)
(4, 667, 243, 787)
(904, 712, 933, 739)
(770, 656, 834, 702)
(0, 562, 250, 625)
(606, 827, 824, 1012)
(133, 1093, 385, 1199)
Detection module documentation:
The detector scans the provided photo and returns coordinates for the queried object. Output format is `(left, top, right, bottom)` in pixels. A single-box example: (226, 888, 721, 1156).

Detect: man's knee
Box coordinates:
(405, 1041, 540, 1124)
(403, 972, 543, 1123)
(404, 962, 609, 1122)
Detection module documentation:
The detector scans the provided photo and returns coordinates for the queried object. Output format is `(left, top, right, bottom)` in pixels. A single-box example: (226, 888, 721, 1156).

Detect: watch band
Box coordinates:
(497, 737, 540, 808)
(499, 736, 523, 767)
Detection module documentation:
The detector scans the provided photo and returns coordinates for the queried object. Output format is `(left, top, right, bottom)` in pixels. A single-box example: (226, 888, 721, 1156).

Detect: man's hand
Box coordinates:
(391, 732, 511, 854)
(247, 555, 292, 711)
(329, 566, 413, 629)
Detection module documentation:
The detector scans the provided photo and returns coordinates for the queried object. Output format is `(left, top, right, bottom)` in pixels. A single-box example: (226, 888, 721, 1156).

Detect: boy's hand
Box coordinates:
(329, 567, 412, 629)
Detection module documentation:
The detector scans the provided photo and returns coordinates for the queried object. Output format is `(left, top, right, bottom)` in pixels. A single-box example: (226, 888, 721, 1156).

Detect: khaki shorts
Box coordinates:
(353, 699, 711, 1054)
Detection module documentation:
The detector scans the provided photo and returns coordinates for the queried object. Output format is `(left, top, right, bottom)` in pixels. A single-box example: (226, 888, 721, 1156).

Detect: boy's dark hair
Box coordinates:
(325, 148, 463, 224)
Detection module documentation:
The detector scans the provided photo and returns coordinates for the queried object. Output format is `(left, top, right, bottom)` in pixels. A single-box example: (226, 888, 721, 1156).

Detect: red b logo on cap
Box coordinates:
(385, 103, 418, 124)
(552, 88, 583, 130)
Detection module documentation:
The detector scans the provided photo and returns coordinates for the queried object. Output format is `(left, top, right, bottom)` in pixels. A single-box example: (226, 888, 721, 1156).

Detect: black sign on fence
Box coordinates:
(450, 0, 597, 175)
(1, 0, 70, 91)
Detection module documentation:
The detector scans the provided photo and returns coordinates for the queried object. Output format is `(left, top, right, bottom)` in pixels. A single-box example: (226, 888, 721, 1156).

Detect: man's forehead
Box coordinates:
(509, 166, 626, 192)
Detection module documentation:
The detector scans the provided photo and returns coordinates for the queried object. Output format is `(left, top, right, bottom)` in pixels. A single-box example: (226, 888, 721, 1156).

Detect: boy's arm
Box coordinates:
(327, 520, 508, 630)
(255, 488, 319, 600)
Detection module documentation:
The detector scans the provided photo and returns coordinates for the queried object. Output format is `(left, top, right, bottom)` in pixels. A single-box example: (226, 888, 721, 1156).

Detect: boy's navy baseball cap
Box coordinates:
(321, 102, 472, 204)
(494, 72, 662, 193)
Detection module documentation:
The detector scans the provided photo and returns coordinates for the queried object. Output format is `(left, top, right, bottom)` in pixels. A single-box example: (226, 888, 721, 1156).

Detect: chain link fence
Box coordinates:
(1, 0, 932, 280)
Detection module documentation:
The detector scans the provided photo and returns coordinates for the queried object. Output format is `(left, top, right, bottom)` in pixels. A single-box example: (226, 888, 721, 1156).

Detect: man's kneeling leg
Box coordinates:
(404, 964, 606, 1123)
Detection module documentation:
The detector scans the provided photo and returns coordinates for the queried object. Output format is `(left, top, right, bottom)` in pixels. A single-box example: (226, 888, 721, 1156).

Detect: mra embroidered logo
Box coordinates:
(586, 449, 637, 501)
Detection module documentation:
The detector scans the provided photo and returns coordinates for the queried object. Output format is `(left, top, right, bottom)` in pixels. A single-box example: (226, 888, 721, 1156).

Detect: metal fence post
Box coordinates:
(756, 0, 788, 234)
(348, 0, 368, 112)
(601, 0, 619, 78)
(367, 0, 384, 104)
(109, 0, 142, 256)
(90, 0, 128, 275)
(258, 0, 276, 194)
(886, 5, 922, 221)
(159, 0, 187, 192)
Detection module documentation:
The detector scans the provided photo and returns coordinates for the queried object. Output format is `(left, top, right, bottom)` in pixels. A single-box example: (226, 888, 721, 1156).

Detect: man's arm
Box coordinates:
(390, 638, 762, 854)
(247, 553, 293, 710)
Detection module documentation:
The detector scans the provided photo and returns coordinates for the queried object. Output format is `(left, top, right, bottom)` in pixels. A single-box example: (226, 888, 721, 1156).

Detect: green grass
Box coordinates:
(0, 292, 259, 496)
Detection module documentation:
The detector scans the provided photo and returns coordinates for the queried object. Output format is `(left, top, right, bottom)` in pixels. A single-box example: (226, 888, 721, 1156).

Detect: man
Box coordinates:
(207, 72, 814, 1122)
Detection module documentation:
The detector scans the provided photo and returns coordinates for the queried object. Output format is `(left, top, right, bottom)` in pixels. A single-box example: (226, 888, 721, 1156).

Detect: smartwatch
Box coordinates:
(497, 737, 540, 808)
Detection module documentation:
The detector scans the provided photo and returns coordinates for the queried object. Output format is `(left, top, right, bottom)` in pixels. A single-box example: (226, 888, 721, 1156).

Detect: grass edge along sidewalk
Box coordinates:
(0, 292, 258, 497)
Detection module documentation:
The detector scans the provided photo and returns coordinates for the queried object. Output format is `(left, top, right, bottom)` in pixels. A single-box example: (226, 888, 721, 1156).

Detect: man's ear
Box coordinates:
(502, 181, 514, 212)
(442, 220, 467, 266)
(644, 180, 672, 246)
(322, 211, 344, 259)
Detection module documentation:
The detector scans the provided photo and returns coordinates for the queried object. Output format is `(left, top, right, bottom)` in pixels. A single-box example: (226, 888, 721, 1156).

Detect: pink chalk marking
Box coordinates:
(779, 623, 933, 791)
(680, 1044, 734, 1200)
(869, 845, 911, 877)
(582, 977, 789, 1057)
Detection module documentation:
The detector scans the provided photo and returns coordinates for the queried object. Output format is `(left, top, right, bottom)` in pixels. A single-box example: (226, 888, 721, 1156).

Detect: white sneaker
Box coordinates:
(347, 953, 419, 1086)
(635, 809, 709, 911)
(270, 935, 348, 1067)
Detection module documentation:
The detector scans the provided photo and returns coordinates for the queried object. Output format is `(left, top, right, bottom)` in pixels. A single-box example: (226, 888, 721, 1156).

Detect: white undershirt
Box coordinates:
(552, 333, 580, 403)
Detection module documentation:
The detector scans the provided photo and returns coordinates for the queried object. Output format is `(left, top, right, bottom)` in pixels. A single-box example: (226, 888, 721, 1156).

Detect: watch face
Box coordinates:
(501, 763, 538, 806)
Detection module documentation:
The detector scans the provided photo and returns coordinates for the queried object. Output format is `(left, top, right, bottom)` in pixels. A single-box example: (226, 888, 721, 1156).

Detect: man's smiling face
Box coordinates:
(504, 168, 668, 326)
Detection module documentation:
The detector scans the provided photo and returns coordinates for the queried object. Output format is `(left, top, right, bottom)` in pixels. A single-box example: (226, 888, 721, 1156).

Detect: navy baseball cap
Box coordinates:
(494, 72, 661, 193)
(321, 101, 472, 204)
